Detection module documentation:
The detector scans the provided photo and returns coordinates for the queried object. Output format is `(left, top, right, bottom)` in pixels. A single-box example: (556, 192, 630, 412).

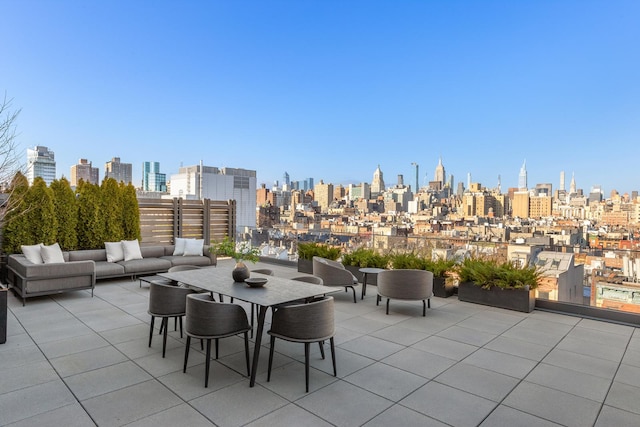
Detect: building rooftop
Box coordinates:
(2, 259, 640, 426)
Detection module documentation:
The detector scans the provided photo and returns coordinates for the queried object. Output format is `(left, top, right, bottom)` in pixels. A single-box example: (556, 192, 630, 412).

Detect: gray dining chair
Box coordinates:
(268, 296, 336, 392)
(312, 256, 358, 303)
(183, 293, 252, 388)
(291, 275, 323, 285)
(148, 281, 195, 357)
(376, 269, 433, 316)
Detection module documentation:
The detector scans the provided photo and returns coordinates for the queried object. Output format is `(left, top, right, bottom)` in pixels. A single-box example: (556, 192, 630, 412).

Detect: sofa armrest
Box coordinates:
(203, 245, 217, 266)
(8, 255, 95, 280)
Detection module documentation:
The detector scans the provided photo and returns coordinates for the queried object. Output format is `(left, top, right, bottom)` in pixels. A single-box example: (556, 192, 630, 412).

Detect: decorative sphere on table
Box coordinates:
(232, 262, 250, 282)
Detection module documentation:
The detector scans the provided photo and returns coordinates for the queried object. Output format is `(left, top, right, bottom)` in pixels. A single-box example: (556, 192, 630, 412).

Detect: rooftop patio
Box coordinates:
(2, 259, 640, 426)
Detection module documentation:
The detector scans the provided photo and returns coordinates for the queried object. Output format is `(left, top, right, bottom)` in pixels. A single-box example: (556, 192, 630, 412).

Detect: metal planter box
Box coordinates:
(433, 276, 455, 298)
(1, 284, 7, 344)
(297, 259, 313, 274)
(457, 281, 535, 313)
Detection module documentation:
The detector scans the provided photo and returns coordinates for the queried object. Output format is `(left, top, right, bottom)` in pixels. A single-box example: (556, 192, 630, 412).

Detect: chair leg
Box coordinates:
(162, 318, 168, 358)
(149, 316, 155, 348)
(200, 339, 204, 350)
(215, 338, 219, 359)
(205, 339, 212, 388)
(330, 337, 337, 377)
(347, 286, 357, 303)
(183, 336, 191, 373)
(376, 295, 381, 306)
(179, 316, 183, 338)
(174, 316, 177, 331)
(386, 298, 390, 315)
(428, 298, 431, 308)
(305, 342, 310, 393)
(423, 300, 426, 317)
(250, 304, 255, 338)
(319, 341, 325, 359)
(267, 336, 276, 382)
(244, 332, 251, 376)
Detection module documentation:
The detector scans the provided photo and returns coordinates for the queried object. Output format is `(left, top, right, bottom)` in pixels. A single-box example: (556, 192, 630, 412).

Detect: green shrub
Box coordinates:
(457, 257, 539, 290)
(424, 257, 456, 278)
(342, 247, 389, 268)
(50, 178, 78, 250)
(297, 242, 341, 261)
(389, 251, 428, 270)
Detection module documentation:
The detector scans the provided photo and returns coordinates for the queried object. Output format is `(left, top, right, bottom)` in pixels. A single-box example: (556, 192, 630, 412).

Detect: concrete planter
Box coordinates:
(457, 281, 535, 313)
(433, 276, 454, 298)
(297, 259, 313, 274)
(1, 284, 7, 344)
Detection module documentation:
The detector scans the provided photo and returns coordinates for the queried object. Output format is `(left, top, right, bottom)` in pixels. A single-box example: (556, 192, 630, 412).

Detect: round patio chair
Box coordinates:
(268, 296, 336, 392)
(183, 293, 252, 387)
(376, 269, 433, 316)
(148, 281, 195, 357)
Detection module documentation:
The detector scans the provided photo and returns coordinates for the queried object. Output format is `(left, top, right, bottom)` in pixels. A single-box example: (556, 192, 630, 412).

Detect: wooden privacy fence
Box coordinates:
(138, 198, 236, 246)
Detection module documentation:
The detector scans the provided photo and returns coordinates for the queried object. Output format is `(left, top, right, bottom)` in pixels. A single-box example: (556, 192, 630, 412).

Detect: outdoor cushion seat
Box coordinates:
(312, 256, 359, 303)
(160, 255, 213, 267)
(268, 296, 336, 392)
(94, 262, 126, 278)
(121, 258, 172, 275)
(376, 269, 433, 316)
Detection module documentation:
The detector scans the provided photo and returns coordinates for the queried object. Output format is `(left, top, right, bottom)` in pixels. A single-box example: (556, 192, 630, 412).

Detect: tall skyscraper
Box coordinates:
(283, 171, 290, 187)
(70, 158, 99, 186)
(105, 157, 133, 184)
(434, 158, 446, 186)
(518, 160, 528, 190)
(26, 145, 56, 185)
(371, 165, 385, 197)
(560, 171, 566, 192)
(142, 161, 167, 192)
(570, 172, 577, 194)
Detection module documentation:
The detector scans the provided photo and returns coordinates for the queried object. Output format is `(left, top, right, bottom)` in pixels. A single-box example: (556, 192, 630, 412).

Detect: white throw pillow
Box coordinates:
(183, 239, 204, 256)
(173, 237, 188, 256)
(21, 244, 44, 264)
(41, 243, 65, 264)
(105, 241, 125, 262)
(122, 239, 143, 261)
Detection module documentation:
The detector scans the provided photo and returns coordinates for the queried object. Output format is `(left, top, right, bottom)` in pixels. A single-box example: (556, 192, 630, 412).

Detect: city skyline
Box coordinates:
(2, 1, 639, 194)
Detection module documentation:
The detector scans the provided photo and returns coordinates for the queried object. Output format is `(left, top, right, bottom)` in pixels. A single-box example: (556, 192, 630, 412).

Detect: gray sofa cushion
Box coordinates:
(69, 249, 107, 262)
(94, 261, 126, 278)
(141, 246, 165, 258)
(160, 255, 213, 267)
(119, 258, 172, 274)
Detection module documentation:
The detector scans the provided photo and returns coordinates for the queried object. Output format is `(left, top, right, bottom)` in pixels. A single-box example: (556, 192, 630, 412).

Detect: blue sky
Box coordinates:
(2, 0, 639, 195)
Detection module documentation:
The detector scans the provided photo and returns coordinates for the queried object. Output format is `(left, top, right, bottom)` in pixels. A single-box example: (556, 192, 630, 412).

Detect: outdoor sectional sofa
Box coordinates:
(7, 244, 217, 305)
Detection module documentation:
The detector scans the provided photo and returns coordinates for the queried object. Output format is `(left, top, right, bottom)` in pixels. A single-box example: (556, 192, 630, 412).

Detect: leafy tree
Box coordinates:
(21, 177, 57, 245)
(76, 180, 104, 249)
(50, 177, 78, 250)
(121, 182, 141, 241)
(101, 178, 123, 242)
(1, 172, 30, 253)
(0, 95, 26, 253)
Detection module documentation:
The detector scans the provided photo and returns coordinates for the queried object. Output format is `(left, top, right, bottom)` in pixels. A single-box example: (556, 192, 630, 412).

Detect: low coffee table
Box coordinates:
(360, 267, 386, 299)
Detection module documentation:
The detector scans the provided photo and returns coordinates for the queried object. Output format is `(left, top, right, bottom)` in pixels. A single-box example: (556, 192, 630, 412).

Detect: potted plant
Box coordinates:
(296, 242, 341, 273)
(424, 257, 456, 298)
(456, 257, 540, 312)
(341, 247, 390, 284)
(210, 236, 260, 281)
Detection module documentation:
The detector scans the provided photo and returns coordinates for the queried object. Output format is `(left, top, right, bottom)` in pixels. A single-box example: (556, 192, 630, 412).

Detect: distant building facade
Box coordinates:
(314, 180, 334, 213)
(370, 165, 385, 197)
(170, 164, 257, 231)
(105, 157, 132, 184)
(142, 161, 167, 192)
(26, 145, 56, 185)
(70, 158, 99, 186)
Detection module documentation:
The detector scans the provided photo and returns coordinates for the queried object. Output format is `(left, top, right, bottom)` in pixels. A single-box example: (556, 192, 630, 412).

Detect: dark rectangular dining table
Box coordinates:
(159, 267, 337, 387)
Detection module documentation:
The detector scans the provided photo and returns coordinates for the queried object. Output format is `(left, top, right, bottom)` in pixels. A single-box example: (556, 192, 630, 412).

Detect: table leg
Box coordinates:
(250, 305, 268, 387)
(361, 273, 368, 299)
